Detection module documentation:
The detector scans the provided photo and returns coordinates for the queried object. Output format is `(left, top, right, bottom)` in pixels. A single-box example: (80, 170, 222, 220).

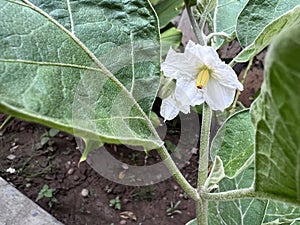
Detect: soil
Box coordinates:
(0, 43, 265, 225)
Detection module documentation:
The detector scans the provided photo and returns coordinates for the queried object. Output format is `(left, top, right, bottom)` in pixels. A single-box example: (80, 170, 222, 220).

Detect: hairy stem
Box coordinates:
(196, 102, 212, 225)
(202, 187, 300, 206)
(157, 146, 199, 201)
(202, 188, 255, 201)
(185, 0, 206, 46)
(198, 103, 211, 189)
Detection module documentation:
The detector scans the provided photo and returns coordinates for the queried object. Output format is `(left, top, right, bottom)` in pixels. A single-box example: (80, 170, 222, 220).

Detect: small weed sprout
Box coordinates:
(166, 200, 182, 216)
(130, 152, 139, 164)
(40, 128, 59, 147)
(36, 184, 57, 207)
(109, 196, 121, 210)
(105, 185, 113, 193)
(133, 186, 154, 202)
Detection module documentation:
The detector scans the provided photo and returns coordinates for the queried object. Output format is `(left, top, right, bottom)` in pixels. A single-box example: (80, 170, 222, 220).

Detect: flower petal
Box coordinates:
(185, 41, 220, 67)
(162, 48, 199, 80)
(205, 78, 236, 111)
(213, 63, 243, 91)
(160, 96, 180, 121)
(175, 78, 204, 107)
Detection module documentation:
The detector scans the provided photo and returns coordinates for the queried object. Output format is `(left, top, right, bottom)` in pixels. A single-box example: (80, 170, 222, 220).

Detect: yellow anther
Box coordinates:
(196, 69, 210, 89)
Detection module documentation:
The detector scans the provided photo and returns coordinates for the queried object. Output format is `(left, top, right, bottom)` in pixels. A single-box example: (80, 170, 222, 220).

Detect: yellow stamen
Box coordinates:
(196, 69, 210, 89)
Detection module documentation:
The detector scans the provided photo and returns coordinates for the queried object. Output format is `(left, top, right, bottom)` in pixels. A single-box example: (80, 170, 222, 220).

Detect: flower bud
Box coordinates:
(158, 77, 176, 99)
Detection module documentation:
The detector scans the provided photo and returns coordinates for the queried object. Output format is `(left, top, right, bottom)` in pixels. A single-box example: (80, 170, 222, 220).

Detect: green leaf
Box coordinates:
(48, 128, 59, 137)
(251, 24, 300, 203)
(0, 1, 163, 150)
(149, 0, 160, 5)
(234, 5, 300, 63)
(154, 0, 184, 28)
(185, 218, 197, 225)
(213, 0, 248, 48)
(198, 0, 217, 13)
(204, 156, 225, 191)
(208, 165, 267, 225)
(210, 110, 255, 178)
(79, 138, 103, 163)
(161, 27, 182, 56)
(263, 201, 300, 224)
(41, 136, 50, 146)
(190, 176, 300, 225)
(236, 0, 300, 48)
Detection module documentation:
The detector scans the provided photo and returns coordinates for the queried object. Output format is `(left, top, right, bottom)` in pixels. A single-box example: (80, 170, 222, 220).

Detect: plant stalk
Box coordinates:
(185, 0, 206, 46)
(157, 146, 200, 201)
(202, 187, 300, 207)
(196, 102, 212, 225)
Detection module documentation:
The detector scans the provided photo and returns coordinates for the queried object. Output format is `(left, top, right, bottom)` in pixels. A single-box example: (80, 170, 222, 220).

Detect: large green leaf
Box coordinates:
(263, 201, 300, 224)
(153, 0, 184, 28)
(251, 24, 300, 203)
(208, 165, 267, 225)
(236, 0, 300, 48)
(213, 0, 248, 48)
(161, 27, 182, 56)
(0, 0, 163, 149)
(210, 110, 254, 178)
(208, 165, 300, 225)
(234, 5, 300, 63)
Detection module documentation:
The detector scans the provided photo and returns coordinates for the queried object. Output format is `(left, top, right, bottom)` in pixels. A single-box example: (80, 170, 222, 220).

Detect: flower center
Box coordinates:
(196, 68, 210, 89)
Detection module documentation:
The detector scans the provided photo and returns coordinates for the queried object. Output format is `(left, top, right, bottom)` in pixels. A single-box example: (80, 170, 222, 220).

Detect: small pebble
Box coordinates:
(65, 161, 71, 169)
(67, 168, 75, 175)
(121, 163, 129, 170)
(173, 185, 178, 191)
(119, 220, 127, 225)
(9, 145, 19, 152)
(7, 154, 16, 160)
(6, 167, 16, 174)
(26, 183, 31, 188)
(122, 198, 130, 204)
(45, 174, 54, 180)
(191, 147, 198, 155)
(81, 188, 89, 197)
(65, 136, 73, 141)
(73, 175, 80, 181)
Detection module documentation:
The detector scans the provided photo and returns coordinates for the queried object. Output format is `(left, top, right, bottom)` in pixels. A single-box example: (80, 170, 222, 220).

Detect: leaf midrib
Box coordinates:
(2, 0, 163, 147)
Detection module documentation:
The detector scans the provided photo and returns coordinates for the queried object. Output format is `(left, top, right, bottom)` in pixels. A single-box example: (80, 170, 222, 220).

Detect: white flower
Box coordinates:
(160, 41, 243, 121)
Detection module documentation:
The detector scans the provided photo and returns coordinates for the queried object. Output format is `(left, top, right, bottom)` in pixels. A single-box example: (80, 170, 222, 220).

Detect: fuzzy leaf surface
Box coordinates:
(263, 201, 300, 224)
(210, 110, 254, 178)
(213, 0, 248, 48)
(234, 5, 300, 63)
(154, 0, 184, 28)
(0, 0, 162, 149)
(251, 24, 300, 204)
(208, 165, 267, 225)
(236, 0, 300, 47)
